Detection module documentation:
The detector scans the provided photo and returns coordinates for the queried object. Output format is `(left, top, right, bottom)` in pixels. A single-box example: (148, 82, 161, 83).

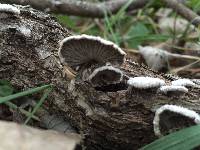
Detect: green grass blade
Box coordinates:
(124, 34, 170, 41)
(140, 125, 200, 150)
(104, 11, 119, 45)
(5, 101, 39, 121)
(24, 87, 53, 124)
(111, 0, 135, 25)
(103, 0, 136, 45)
(0, 85, 51, 104)
(0, 80, 14, 97)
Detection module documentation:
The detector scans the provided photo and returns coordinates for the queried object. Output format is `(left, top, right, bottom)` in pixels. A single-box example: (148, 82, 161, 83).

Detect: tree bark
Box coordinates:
(0, 5, 199, 150)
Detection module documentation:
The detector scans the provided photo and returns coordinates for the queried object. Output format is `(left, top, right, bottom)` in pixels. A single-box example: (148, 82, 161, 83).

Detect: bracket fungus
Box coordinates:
(127, 77, 165, 89)
(88, 65, 123, 87)
(172, 79, 196, 87)
(0, 4, 20, 19)
(159, 85, 188, 96)
(126, 77, 165, 96)
(153, 104, 200, 137)
(58, 34, 126, 72)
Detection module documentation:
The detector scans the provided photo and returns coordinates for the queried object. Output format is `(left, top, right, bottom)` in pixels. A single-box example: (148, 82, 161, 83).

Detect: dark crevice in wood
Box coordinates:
(94, 82, 128, 92)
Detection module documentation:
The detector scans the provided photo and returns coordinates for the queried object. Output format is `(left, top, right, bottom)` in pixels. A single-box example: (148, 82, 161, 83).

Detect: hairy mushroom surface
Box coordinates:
(153, 104, 200, 137)
(88, 65, 123, 87)
(127, 77, 165, 89)
(159, 85, 188, 96)
(172, 79, 196, 87)
(0, 3, 20, 19)
(126, 77, 165, 97)
(58, 34, 126, 71)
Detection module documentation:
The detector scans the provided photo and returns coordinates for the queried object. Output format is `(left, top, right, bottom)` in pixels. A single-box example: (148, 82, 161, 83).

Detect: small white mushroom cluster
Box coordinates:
(158, 78, 196, 96)
(0, 3, 20, 19)
(153, 104, 200, 137)
(127, 76, 197, 97)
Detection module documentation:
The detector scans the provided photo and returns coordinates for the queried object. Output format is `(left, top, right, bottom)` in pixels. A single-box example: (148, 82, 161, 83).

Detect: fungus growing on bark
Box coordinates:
(0, 4, 20, 19)
(126, 77, 165, 96)
(88, 65, 123, 87)
(58, 34, 126, 71)
(127, 77, 165, 89)
(172, 79, 196, 87)
(153, 104, 200, 137)
(159, 85, 188, 96)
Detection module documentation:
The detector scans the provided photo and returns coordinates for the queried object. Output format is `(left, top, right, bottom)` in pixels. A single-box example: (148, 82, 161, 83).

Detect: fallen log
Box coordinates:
(0, 4, 199, 150)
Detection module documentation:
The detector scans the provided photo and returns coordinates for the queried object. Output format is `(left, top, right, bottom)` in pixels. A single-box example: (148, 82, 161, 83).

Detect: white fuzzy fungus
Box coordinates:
(18, 26, 31, 37)
(127, 77, 165, 89)
(88, 65, 123, 86)
(60, 34, 126, 56)
(172, 79, 196, 87)
(89, 66, 122, 81)
(153, 104, 200, 137)
(0, 4, 20, 16)
(159, 85, 188, 94)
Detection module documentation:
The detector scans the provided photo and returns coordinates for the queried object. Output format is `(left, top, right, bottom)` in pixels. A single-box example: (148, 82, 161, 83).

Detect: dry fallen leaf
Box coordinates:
(0, 120, 81, 150)
(158, 17, 194, 34)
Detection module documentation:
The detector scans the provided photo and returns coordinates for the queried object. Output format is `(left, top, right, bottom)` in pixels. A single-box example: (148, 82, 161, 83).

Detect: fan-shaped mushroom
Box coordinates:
(88, 65, 123, 87)
(58, 34, 126, 71)
(153, 104, 200, 137)
(159, 85, 188, 96)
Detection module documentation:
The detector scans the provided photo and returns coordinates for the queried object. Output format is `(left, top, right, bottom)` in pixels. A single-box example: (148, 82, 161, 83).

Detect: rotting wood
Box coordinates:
(0, 5, 199, 150)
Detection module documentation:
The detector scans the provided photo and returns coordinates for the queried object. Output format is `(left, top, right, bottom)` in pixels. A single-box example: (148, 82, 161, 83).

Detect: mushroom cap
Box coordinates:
(0, 4, 20, 15)
(127, 77, 165, 89)
(153, 104, 200, 137)
(172, 79, 196, 87)
(58, 34, 126, 70)
(88, 65, 123, 86)
(159, 85, 188, 94)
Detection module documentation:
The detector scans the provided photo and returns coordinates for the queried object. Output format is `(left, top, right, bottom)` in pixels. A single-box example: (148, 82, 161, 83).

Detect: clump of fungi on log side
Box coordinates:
(0, 3, 200, 150)
(58, 33, 200, 143)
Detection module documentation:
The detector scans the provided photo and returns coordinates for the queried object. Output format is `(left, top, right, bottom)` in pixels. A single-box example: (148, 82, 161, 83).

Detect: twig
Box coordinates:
(0, 0, 148, 18)
(162, 0, 200, 27)
(167, 53, 200, 61)
(2, 0, 199, 24)
(171, 59, 200, 74)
